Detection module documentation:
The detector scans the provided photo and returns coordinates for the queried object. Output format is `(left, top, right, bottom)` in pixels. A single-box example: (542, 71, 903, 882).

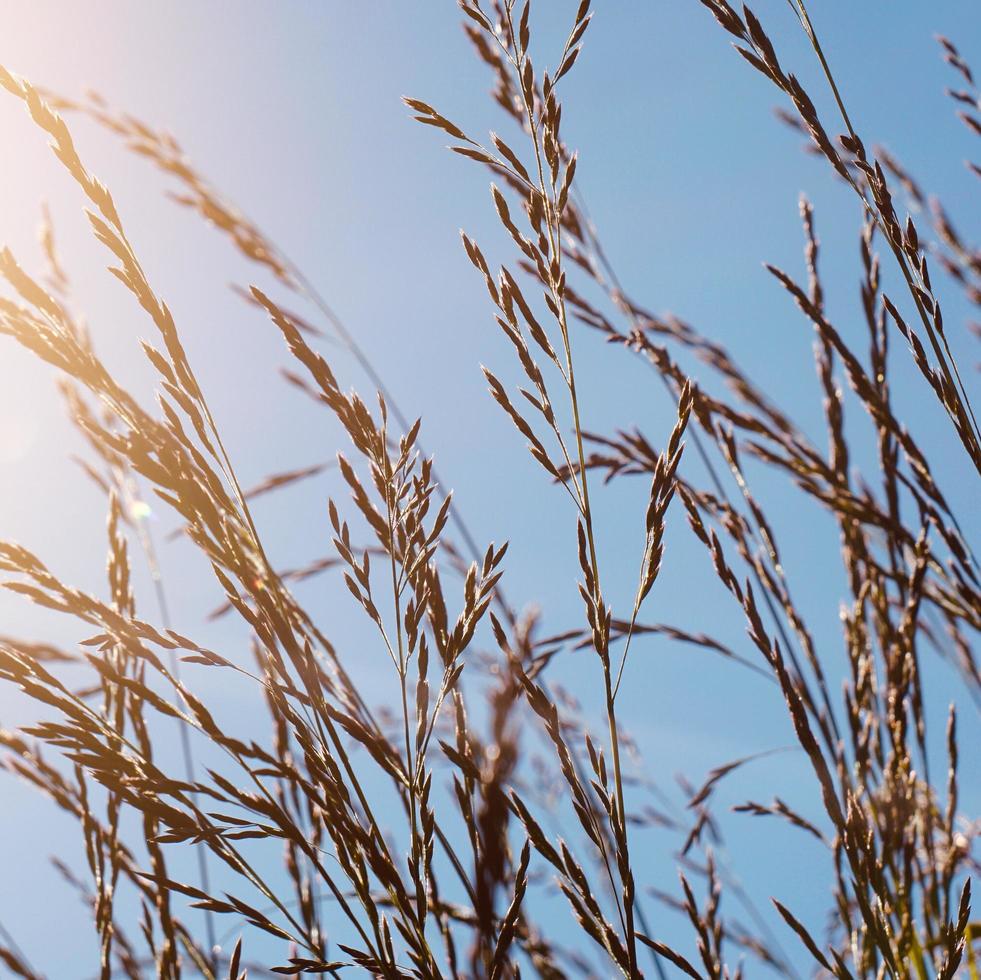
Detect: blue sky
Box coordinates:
(0, 2, 977, 976)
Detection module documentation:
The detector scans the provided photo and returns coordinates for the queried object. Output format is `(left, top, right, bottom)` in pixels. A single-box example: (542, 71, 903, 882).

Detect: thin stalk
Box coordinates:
(381, 428, 440, 977)
(500, 7, 638, 972)
(126, 477, 218, 969)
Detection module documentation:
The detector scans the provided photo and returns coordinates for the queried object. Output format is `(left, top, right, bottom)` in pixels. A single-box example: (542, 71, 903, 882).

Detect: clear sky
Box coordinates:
(0, 2, 977, 976)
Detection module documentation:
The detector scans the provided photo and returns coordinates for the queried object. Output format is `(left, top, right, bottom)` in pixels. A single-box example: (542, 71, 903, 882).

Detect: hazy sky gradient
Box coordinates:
(0, 2, 977, 975)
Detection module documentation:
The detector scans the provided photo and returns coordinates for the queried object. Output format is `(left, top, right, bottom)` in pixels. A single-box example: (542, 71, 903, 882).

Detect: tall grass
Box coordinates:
(0, 1, 977, 977)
